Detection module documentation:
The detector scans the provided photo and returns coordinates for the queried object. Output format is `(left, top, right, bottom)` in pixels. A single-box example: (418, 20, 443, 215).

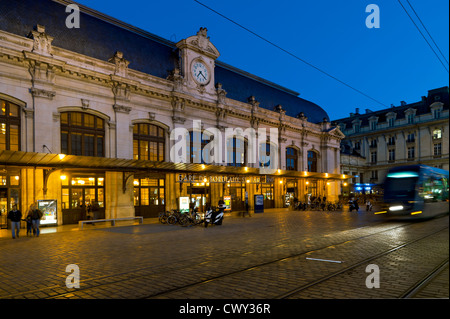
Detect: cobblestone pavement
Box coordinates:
(0, 209, 448, 301)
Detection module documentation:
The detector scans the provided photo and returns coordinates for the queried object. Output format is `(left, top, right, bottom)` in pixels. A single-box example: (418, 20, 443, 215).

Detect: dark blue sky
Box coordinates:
(75, 0, 449, 120)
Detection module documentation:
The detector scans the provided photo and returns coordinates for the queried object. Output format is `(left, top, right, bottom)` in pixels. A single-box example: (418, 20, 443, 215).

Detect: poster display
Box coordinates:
(179, 196, 190, 213)
(223, 195, 231, 211)
(254, 194, 264, 213)
(37, 200, 58, 226)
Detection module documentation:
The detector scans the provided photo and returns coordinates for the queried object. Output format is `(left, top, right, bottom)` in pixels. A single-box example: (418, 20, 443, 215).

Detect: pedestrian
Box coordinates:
(244, 199, 250, 217)
(24, 214, 33, 236)
(366, 200, 373, 211)
(7, 204, 22, 239)
(28, 204, 43, 237)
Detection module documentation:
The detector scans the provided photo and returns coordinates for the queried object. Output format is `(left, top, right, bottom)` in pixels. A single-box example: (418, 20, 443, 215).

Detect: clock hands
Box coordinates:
(197, 71, 207, 80)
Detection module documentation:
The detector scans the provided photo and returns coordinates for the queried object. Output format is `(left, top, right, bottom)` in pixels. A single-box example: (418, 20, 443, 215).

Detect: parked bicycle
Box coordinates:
(166, 209, 184, 225)
(178, 207, 203, 227)
(159, 210, 170, 224)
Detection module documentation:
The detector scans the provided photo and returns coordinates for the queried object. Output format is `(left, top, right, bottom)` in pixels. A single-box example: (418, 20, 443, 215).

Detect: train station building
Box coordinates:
(0, 0, 346, 227)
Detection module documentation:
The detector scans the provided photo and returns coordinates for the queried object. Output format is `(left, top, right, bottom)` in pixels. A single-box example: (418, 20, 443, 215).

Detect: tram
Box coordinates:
(377, 165, 449, 219)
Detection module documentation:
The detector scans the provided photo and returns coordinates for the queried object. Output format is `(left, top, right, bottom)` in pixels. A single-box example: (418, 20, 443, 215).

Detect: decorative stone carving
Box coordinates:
(27, 60, 57, 85)
(167, 68, 185, 91)
(111, 81, 131, 102)
(248, 96, 259, 114)
(29, 87, 55, 100)
(113, 104, 131, 114)
(81, 99, 90, 109)
(28, 25, 53, 57)
(216, 83, 227, 105)
(171, 97, 186, 125)
(108, 51, 130, 78)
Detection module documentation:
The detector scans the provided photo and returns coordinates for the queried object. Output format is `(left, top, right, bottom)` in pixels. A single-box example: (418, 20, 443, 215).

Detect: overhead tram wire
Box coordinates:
(397, 0, 449, 73)
(405, 0, 449, 66)
(193, 0, 388, 109)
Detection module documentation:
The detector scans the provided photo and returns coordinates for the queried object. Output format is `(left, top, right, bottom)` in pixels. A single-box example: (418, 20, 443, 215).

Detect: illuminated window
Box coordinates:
(60, 112, 104, 157)
(133, 178, 165, 207)
(433, 129, 442, 139)
(133, 123, 165, 161)
(0, 99, 20, 151)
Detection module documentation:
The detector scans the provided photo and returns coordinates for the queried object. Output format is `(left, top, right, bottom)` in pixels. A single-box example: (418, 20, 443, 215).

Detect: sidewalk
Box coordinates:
(0, 208, 285, 240)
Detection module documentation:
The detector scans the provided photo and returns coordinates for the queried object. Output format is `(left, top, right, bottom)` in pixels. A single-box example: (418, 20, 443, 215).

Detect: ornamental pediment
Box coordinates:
(176, 27, 220, 59)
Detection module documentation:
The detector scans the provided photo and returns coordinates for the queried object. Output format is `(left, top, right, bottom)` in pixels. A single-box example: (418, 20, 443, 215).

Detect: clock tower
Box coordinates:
(176, 27, 220, 97)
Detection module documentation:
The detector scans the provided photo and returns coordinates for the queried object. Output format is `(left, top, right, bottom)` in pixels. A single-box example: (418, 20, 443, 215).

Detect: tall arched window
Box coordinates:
(60, 112, 105, 157)
(286, 147, 297, 171)
(0, 99, 20, 151)
(260, 143, 276, 168)
(307, 150, 318, 172)
(189, 131, 211, 164)
(133, 123, 165, 161)
(227, 137, 247, 167)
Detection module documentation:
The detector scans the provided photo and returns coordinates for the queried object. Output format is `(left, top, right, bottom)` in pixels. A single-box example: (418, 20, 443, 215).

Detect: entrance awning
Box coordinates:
(0, 150, 350, 180)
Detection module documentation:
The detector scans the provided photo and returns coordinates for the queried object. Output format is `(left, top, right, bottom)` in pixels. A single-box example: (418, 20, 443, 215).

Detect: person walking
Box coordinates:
(7, 204, 22, 239)
(28, 204, 43, 237)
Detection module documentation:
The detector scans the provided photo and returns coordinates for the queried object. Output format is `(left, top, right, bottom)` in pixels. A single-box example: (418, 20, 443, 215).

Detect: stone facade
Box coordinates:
(0, 3, 344, 226)
(335, 87, 449, 194)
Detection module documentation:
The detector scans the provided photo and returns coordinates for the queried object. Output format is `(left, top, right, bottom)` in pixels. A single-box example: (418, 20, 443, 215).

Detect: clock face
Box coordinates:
(191, 60, 210, 85)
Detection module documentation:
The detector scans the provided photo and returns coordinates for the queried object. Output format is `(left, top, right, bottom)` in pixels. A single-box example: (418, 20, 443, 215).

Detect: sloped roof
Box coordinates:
(0, 0, 329, 123)
(332, 86, 449, 127)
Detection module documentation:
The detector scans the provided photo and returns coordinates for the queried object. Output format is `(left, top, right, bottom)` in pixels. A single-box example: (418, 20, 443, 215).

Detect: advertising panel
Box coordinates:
(254, 194, 264, 213)
(223, 195, 231, 211)
(179, 196, 190, 213)
(37, 200, 58, 226)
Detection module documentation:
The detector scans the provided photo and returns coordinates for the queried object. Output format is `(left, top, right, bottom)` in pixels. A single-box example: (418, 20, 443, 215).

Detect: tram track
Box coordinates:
(144, 224, 448, 299)
(276, 226, 448, 299)
(1, 218, 446, 299)
(400, 258, 449, 299)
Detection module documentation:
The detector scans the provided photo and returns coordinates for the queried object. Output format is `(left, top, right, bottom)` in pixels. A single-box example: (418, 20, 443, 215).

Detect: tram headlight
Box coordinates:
(389, 205, 404, 211)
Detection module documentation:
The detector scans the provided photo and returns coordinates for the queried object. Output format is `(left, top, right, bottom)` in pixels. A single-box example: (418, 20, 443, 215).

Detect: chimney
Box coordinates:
(390, 104, 395, 108)
(355, 107, 360, 114)
(400, 101, 406, 106)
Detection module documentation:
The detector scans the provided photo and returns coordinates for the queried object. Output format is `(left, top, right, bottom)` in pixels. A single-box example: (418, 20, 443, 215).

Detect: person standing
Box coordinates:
(7, 204, 22, 239)
(28, 204, 43, 237)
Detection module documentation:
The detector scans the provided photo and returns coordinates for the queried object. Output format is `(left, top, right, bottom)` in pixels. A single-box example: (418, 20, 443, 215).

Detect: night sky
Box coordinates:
(74, 0, 449, 121)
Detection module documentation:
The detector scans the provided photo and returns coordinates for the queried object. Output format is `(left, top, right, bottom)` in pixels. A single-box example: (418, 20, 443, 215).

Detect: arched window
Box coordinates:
(227, 137, 247, 167)
(260, 143, 276, 168)
(133, 123, 165, 161)
(307, 151, 318, 172)
(60, 112, 105, 157)
(189, 131, 211, 164)
(0, 99, 20, 151)
(286, 147, 297, 171)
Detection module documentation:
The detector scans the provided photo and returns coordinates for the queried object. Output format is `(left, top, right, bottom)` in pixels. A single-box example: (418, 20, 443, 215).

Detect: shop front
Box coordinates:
(0, 169, 20, 229)
(134, 176, 166, 218)
(61, 173, 105, 225)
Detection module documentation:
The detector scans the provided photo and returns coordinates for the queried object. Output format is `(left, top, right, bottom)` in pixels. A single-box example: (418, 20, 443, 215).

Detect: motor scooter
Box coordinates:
(349, 200, 359, 212)
(204, 204, 224, 227)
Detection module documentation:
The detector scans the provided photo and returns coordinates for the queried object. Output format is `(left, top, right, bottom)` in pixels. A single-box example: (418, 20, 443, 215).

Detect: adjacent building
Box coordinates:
(335, 86, 449, 196)
(0, 0, 345, 227)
